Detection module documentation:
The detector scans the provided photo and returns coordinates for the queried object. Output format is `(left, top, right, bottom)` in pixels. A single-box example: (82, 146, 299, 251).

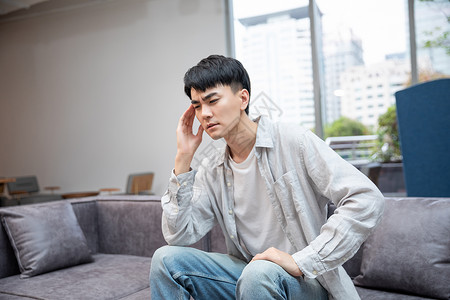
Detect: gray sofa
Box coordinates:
(0, 196, 211, 300)
(0, 195, 448, 299)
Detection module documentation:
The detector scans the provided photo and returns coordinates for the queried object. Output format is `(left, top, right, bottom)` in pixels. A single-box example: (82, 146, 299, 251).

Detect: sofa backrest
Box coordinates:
(96, 199, 166, 257)
(71, 199, 99, 254)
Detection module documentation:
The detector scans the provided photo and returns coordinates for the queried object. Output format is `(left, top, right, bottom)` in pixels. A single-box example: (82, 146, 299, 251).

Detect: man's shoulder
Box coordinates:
(268, 119, 310, 141)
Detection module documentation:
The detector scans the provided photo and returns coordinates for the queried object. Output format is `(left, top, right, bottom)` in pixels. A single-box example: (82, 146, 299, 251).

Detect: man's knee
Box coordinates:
(153, 245, 178, 261)
(152, 245, 174, 265)
(151, 245, 185, 274)
(152, 245, 205, 273)
(237, 260, 283, 290)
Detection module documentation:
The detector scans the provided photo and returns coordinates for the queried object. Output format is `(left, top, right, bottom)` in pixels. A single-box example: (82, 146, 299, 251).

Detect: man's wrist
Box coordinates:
(174, 153, 194, 175)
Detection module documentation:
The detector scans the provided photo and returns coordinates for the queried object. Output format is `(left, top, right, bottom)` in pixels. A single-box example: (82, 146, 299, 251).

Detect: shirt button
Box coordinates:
(230, 235, 234, 239)
(227, 182, 231, 187)
(183, 182, 187, 186)
(228, 209, 233, 215)
(312, 270, 318, 275)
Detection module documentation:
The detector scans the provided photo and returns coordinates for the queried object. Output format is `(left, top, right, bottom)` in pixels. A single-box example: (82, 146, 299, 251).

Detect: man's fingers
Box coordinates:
(251, 251, 268, 262)
(178, 105, 196, 132)
(196, 124, 204, 137)
(250, 247, 303, 277)
(180, 105, 194, 123)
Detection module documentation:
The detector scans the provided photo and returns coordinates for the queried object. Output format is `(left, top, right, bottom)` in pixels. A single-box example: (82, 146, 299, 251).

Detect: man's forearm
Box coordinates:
(174, 153, 194, 175)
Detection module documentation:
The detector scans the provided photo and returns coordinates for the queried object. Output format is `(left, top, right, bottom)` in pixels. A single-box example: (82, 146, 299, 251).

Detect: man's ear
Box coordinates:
(239, 89, 250, 111)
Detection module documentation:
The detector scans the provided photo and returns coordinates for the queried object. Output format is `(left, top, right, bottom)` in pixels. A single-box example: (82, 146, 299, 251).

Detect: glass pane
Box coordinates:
(316, 0, 410, 133)
(232, 0, 411, 136)
(232, 0, 317, 130)
(414, 0, 450, 83)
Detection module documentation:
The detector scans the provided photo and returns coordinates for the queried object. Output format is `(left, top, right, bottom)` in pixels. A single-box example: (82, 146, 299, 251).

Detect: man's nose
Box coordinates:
(201, 105, 213, 118)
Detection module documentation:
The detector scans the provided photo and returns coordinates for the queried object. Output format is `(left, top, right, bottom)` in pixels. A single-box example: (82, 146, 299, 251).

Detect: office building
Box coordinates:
(413, 1, 450, 75)
(340, 58, 410, 128)
(237, 6, 321, 129)
(323, 28, 364, 124)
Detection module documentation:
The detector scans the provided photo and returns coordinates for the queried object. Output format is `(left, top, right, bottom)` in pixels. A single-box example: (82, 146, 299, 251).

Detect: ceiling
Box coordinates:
(0, 0, 49, 16)
(0, 0, 107, 21)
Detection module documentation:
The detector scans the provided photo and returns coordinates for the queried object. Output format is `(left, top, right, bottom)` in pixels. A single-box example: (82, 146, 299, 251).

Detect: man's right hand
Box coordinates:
(174, 105, 204, 175)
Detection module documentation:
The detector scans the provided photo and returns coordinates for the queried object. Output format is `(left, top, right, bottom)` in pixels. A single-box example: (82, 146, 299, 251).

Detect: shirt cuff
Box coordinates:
(167, 169, 194, 191)
(292, 245, 327, 279)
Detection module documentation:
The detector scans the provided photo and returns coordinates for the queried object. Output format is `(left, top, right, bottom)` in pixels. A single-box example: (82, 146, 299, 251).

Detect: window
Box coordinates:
(233, 1, 317, 130)
(413, 0, 450, 82)
(230, 0, 445, 134)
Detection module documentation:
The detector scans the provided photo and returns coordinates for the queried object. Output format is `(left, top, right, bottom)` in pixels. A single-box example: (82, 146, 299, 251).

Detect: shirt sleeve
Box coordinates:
(161, 167, 216, 246)
(292, 130, 385, 278)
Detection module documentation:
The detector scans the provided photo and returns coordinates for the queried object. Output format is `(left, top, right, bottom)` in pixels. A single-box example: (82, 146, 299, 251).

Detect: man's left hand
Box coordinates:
(251, 247, 303, 277)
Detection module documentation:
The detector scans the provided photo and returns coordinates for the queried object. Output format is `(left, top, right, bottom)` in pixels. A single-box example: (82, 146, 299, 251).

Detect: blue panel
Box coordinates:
(395, 78, 450, 197)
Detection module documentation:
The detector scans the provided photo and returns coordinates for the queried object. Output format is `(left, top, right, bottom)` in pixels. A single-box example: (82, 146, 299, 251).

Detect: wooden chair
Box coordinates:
(126, 172, 154, 195)
(0, 177, 16, 207)
(6, 176, 62, 205)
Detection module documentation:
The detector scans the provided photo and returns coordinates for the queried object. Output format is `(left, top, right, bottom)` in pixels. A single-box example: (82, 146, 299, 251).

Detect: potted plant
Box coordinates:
(371, 105, 405, 195)
(372, 105, 402, 163)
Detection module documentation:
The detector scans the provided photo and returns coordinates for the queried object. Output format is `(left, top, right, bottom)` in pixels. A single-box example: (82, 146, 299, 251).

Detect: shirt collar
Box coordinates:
(212, 115, 274, 168)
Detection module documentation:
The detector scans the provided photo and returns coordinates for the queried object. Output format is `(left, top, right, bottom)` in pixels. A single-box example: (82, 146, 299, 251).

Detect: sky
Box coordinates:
(232, 0, 408, 65)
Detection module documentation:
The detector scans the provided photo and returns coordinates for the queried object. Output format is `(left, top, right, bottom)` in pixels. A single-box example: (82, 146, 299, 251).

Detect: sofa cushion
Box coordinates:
(0, 202, 93, 278)
(356, 286, 437, 300)
(0, 254, 151, 300)
(353, 197, 450, 299)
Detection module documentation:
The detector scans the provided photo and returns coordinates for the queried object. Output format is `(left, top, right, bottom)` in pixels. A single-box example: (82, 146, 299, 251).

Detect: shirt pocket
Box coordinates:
(273, 170, 306, 217)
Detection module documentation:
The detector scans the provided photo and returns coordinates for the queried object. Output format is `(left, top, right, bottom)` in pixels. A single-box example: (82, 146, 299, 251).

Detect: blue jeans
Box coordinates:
(150, 245, 328, 300)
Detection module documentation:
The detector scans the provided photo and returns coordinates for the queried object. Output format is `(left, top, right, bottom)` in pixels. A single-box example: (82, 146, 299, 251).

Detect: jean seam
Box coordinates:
(173, 271, 237, 285)
(177, 285, 185, 300)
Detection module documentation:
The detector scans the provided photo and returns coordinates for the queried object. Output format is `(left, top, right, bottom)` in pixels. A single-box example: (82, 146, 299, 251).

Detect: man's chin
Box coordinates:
(205, 130, 223, 140)
(208, 133, 222, 140)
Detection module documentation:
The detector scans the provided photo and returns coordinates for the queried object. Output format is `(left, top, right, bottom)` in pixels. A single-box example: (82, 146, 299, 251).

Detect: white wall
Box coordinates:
(0, 0, 228, 196)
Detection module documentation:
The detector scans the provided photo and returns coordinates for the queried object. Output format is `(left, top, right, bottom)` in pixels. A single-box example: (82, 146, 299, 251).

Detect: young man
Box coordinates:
(150, 55, 384, 300)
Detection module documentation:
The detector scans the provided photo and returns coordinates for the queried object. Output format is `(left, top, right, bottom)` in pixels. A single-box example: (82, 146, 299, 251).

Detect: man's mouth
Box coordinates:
(207, 123, 218, 129)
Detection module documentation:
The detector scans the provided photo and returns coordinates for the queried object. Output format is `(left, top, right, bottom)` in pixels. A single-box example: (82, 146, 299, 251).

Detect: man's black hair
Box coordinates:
(184, 55, 251, 115)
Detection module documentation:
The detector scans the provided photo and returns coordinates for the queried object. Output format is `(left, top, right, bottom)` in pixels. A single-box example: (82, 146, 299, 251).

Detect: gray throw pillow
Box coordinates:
(0, 201, 93, 278)
(353, 197, 450, 299)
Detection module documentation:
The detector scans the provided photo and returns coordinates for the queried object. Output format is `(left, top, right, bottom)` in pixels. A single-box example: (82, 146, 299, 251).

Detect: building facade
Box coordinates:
(237, 7, 320, 129)
(413, 0, 450, 75)
(340, 58, 410, 128)
(323, 28, 364, 124)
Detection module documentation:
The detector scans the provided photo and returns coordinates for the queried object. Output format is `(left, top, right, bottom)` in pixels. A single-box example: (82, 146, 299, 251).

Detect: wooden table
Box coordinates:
(0, 177, 16, 195)
(0, 178, 16, 184)
(61, 191, 100, 199)
(99, 188, 121, 195)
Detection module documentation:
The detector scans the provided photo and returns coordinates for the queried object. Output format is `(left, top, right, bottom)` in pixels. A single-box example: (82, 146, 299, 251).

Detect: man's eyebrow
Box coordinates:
(202, 92, 218, 101)
(191, 92, 219, 104)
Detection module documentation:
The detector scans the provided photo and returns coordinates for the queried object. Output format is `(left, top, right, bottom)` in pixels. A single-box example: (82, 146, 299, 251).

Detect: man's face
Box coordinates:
(191, 85, 247, 140)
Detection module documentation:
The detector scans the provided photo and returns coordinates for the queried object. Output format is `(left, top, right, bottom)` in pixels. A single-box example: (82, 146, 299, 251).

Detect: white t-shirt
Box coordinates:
(229, 147, 296, 256)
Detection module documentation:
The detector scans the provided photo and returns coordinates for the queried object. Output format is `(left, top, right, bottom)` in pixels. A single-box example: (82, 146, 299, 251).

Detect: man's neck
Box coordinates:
(225, 114, 258, 163)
